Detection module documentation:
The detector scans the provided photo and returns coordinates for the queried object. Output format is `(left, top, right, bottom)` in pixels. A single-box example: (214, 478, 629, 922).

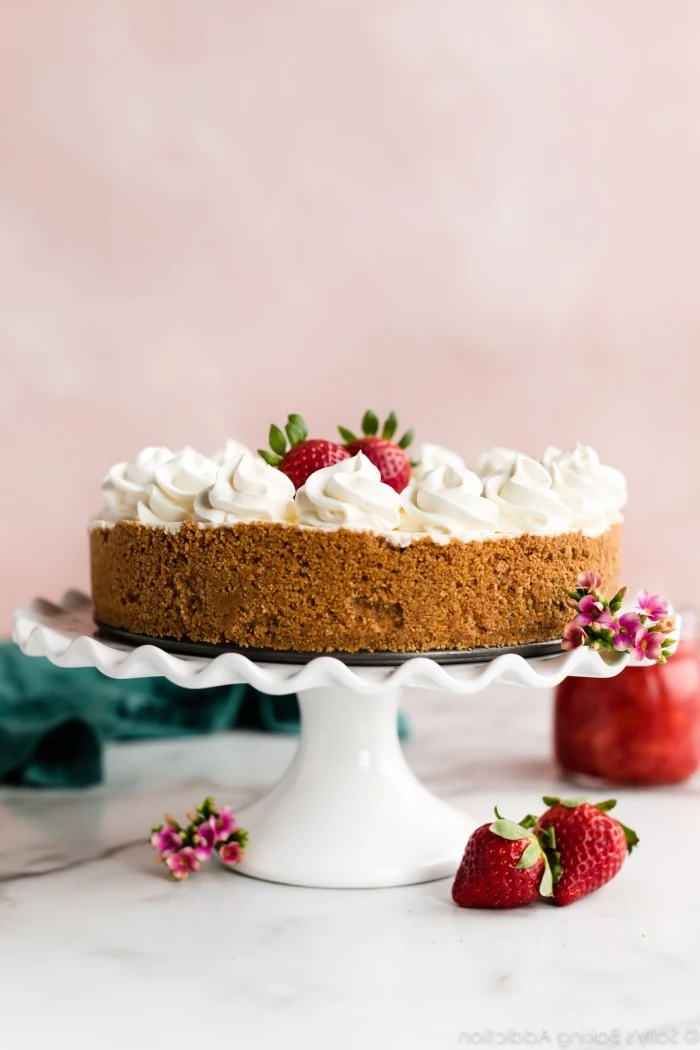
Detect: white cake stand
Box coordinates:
(13, 592, 630, 889)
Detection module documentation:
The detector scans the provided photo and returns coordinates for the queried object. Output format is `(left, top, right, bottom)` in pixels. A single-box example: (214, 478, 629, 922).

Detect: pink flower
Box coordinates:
(150, 825, 182, 857)
(577, 571, 602, 591)
(562, 622, 587, 650)
(612, 612, 643, 652)
(630, 627, 664, 663)
(165, 847, 201, 880)
(219, 841, 244, 866)
(193, 818, 218, 861)
(213, 806, 238, 841)
(574, 595, 614, 628)
(636, 590, 668, 622)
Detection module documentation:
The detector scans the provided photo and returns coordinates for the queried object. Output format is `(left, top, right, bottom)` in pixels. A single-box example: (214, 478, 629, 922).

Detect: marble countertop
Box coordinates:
(1, 682, 699, 1049)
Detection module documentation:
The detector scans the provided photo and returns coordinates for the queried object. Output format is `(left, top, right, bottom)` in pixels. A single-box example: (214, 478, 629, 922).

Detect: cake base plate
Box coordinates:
(13, 591, 632, 888)
(95, 621, 564, 666)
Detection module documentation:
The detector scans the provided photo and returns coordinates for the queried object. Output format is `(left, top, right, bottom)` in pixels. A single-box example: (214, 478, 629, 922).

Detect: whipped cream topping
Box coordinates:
(212, 438, 254, 467)
(194, 452, 296, 525)
(412, 442, 466, 480)
(548, 444, 627, 529)
(476, 446, 519, 478)
(296, 452, 401, 531)
(137, 448, 218, 525)
(401, 464, 498, 539)
(539, 445, 562, 469)
(93, 437, 627, 541)
(484, 454, 572, 535)
(100, 446, 174, 522)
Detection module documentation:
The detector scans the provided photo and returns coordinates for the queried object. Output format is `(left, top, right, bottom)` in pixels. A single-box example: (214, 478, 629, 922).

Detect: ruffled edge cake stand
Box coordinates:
(13, 591, 630, 889)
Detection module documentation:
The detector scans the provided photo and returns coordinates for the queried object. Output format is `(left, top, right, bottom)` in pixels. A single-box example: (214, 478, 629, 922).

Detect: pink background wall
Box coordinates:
(2, 1, 700, 628)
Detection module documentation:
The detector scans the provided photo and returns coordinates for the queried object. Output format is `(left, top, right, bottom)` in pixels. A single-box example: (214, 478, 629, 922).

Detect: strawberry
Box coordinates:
(535, 796, 639, 906)
(259, 414, 349, 490)
(451, 809, 553, 909)
(338, 411, 414, 493)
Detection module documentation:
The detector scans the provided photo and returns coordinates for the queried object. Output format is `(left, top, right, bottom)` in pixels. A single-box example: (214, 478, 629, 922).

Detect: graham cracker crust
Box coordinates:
(89, 521, 622, 653)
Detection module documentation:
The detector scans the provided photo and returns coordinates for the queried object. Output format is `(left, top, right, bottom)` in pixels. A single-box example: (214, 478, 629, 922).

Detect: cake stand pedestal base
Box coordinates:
(234, 686, 473, 889)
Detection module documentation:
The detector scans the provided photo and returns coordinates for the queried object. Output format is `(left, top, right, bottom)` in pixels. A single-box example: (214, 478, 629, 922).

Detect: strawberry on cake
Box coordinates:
(90, 412, 625, 653)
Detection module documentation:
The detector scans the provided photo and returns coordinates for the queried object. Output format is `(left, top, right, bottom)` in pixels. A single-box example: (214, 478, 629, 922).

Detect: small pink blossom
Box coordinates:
(219, 841, 244, 866)
(577, 571, 602, 591)
(150, 825, 182, 857)
(165, 847, 201, 880)
(574, 595, 614, 628)
(630, 627, 664, 663)
(213, 806, 238, 841)
(193, 818, 218, 861)
(636, 590, 668, 622)
(562, 622, 587, 651)
(612, 612, 643, 652)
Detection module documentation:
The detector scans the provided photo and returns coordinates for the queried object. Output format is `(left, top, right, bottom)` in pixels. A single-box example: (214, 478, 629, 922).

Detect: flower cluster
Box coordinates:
(150, 797, 248, 880)
(562, 573, 675, 664)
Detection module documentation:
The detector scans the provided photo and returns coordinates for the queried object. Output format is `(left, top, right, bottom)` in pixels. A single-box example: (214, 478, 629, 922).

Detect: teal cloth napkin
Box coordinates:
(0, 642, 408, 788)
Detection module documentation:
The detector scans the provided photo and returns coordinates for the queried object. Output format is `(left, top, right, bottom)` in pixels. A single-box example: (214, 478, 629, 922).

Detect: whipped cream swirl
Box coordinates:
(138, 448, 218, 525)
(548, 444, 627, 529)
(412, 442, 466, 480)
(296, 452, 401, 531)
(539, 445, 562, 469)
(100, 446, 174, 521)
(194, 452, 296, 525)
(484, 454, 572, 535)
(476, 446, 519, 478)
(401, 464, 498, 539)
(212, 438, 253, 467)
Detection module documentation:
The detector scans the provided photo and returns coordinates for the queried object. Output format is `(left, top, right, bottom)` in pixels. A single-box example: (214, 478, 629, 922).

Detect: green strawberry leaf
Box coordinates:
(617, 820, 639, 854)
(519, 813, 539, 830)
(258, 449, 282, 467)
(539, 858, 554, 897)
(543, 795, 586, 809)
(287, 414, 308, 441)
(285, 420, 306, 447)
(381, 411, 398, 441)
(548, 851, 563, 886)
(397, 427, 414, 450)
(269, 424, 287, 457)
(490, 818, 529, 841)
(338, 426, 357, 445)
(515, 839, 541, 870)
(362, 410, 379, 436)
(536, 826, 562, 888)
(594, 799, 618, 813)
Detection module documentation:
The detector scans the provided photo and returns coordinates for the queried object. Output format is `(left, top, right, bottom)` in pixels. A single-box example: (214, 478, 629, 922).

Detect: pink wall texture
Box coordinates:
(2, 1, 700, 628)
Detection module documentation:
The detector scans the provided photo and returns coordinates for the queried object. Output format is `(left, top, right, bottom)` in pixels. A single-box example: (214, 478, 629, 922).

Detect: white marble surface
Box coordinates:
(1, 683, 699, 1049)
